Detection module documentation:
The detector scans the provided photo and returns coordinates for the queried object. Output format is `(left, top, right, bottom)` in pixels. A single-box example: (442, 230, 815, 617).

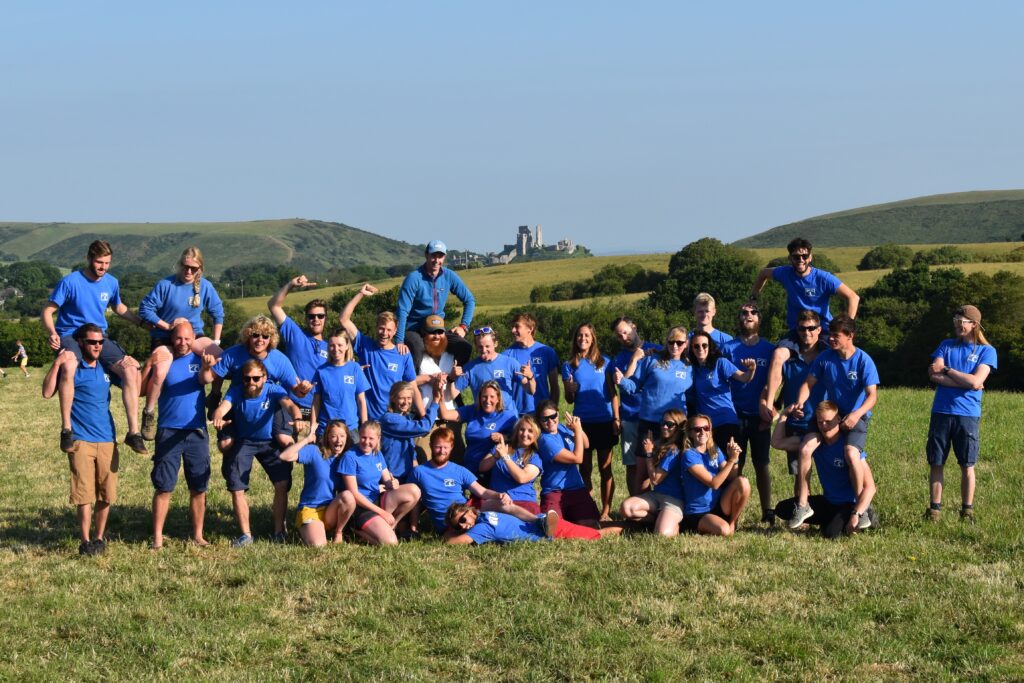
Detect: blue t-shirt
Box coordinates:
(458, 405, 519, 474)
(336, 450, 387, 504)
(537, 426, 586, 494)
(772, 265, 842, 330)
(225, 382, 288, 440)
(454, 354, 521, 409)
(488, 451, 542, 503)
(809, 348, 880, 417)
(930, 340, 997, 417)
(379, 404, 439, 480)
(689, 328, 733, 349)
(395, 265, 475, 341)
(617, 356, 692, 423)
(691, 358, 740, 426)
(409, 461, 477, 531)
(313, 362, 370, 432)
(214, 346, 298, 388)
(724, 338, 775, 416)
(138, 275, 224, 341)
(296, 446, 339, 508)
(653, 448, 686, 501)
(50, 270, 122, 337)
(781, 345, 829, 431)
(158, 352, 206, 430)
(278, 317, 329, 409)
(503, 341, 560, 415)
(561, 357, 614, 422)
(611, 342, 663, 421)
(71, 360, 115, 442)
(680, 447, 727, 515)
(813, 437, 864, 505)
(353, 332, 417, 420)
(465, 511, 544, 544)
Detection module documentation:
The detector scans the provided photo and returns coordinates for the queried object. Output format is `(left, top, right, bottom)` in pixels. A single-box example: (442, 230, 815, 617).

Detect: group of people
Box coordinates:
(39, 237, 997, 554)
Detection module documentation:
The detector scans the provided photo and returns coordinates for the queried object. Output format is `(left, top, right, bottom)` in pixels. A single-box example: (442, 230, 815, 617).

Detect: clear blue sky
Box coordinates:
(2, 2, 1022, 254)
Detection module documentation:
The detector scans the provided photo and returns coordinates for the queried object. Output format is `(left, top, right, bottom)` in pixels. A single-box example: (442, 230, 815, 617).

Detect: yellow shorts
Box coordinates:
(295, 505, 327, 529)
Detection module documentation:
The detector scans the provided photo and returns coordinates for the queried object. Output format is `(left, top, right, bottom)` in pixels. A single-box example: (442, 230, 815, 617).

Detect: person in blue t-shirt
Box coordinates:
(41, 240, 147, 455)
(443, 504, 623, 544)
(773, 403, 877, 539)
(610, 316, 663, 495)
(449, 326, 532, 409)
(534, 400, 600, 528)
(311, 329, 369, 435)
(138, 247, 225, 442)
(437, 380, 519, 476)
(925, 305, 997, 523)
(562, 323, 620, 521)
(395, 240, 475, 369)
(339, 283, 422, 420)
(278, 421, 357, 547)
(788, 315, 879, 529)
(210, 358, 305, 547)
(678, 414, 750, 536)
(479, 415, 544, 515)
(503, 313, 560, 416)
(750, 237, 860, 343)
(42, 323, 120, 556)
(619, 409, 689, 537)
(688, 330, 755, 449)
(690, 293, 734, 349)
(145, 321, 218, 550)
(380, 381, 438, 485)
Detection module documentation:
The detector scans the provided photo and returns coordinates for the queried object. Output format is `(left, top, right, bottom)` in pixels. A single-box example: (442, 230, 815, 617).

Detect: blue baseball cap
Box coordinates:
(426, 240, 448, 255)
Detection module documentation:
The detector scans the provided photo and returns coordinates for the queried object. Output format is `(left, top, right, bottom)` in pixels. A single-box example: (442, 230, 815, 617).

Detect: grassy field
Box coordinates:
(1, 372, 1022, 680)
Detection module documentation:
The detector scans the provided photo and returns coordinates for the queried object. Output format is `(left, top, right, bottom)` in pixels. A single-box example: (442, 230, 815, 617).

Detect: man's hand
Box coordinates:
(359, 283, 378, 297)
(840, 414, 858, 432)
(293, 380, 313, 398)
(451, 325, 467, 338)
(48, 333, 61, 351)
(290, 275, 317, 289)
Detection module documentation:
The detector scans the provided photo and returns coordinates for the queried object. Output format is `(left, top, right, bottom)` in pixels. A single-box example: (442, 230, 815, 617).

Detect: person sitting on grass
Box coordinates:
(443, 504, 624, 545)
(679, 414, 750, 536)
(772, 402, 878, 539)
(408, 427, 539, 536)
(618, 409, 689, 537)
(534, 400, 601, 529)
(478, 415, 544, 515)
(380, 381, 439, 483)
(278, 421, 357, 547)
(335, 420, 422, 546)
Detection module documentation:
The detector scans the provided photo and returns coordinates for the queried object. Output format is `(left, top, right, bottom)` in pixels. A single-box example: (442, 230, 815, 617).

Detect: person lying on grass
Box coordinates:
(442, 504, 624, 545)
(278, 420, 356, 547)
(618, 408, 689, 537)
(678, 414, 751, 536)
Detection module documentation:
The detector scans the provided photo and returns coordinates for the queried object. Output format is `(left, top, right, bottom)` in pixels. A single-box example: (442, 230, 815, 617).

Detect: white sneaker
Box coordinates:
(788, 503, 814, 529)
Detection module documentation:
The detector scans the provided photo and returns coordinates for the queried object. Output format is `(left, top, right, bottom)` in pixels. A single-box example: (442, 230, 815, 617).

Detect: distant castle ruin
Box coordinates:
(448, 224, 579, 268)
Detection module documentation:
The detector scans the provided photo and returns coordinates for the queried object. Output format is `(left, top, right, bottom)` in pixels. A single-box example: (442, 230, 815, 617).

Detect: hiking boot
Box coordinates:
(141, 409, 157, 441)
(960, 507, 975, 524)
(124, 432, 148, 455)
(60, 428, 75, 453)
(924, 507, 942, 522)
(231, 534, 253, 548)
(788, 503, 814, 529)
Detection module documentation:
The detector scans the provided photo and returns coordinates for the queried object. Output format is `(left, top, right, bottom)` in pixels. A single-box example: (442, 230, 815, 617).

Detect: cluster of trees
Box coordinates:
(529, 264, 665, 303)
(857, 243, 1024, 271)
(0, 261, 64, 318)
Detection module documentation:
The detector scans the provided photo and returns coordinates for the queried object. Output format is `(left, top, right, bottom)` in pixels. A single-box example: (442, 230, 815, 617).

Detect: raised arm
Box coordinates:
(279, 429, 317, 463)
(268, 275, 316, 326)
(552, 415, 586, 465)
(751, 267, 774, 299)
(339, 283, 377, 339)
(733, 358, 756, 384)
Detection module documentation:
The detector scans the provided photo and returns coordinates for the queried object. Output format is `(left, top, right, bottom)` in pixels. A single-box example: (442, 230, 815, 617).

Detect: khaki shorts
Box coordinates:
(637, 491, 683, 516)
(68, 441, 119, 505)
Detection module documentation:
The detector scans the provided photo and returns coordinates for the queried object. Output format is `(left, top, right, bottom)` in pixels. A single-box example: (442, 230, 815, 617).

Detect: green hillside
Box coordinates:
(0, 219, 424, 276)
(734, 190, 1024, 248)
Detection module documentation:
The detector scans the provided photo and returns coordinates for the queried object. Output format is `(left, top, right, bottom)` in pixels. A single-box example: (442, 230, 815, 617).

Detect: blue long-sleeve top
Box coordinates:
(617, 356, 693, 423)
(379, 403, 439, 481)
(395, 265, 475, 342)
(139, 275, 225, 340)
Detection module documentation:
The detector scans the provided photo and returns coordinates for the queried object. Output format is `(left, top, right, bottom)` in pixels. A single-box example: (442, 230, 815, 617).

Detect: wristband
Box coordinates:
(212, 339, 221, 346)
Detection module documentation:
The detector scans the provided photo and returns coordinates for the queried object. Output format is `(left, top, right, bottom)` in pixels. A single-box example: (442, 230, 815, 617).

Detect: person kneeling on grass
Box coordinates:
(443, 504, 623, 545)
(679, 414, 751, 536)
(278, 421, 357, 547)
(335, 420, 421, 546)
(619, 409, 689, 537)
(772, 402, 878, 539)
(478, 416, 544, 515)
(534, 400, 602, 528)
(408, 427, 539, 537)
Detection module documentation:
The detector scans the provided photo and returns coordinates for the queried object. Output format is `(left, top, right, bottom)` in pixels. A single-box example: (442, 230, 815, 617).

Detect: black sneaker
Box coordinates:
(960, 507, 975, 524)
(272, 531, 287, 544)
(761, 509, 776, 526)
(60, 429, 75, 453)
(78, 540, 92, 556)
(141, 409, 157, 441)
(124, 432, 148, 455)
(91, 538, 107, 555)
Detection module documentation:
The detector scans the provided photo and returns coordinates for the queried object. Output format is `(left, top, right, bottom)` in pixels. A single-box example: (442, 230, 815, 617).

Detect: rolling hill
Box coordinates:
(734, 190, 1024, 248)
(0, 219, 425, 276)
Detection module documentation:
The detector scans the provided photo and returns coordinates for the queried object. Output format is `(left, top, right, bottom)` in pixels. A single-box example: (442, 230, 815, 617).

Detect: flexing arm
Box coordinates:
(733, 358, 756, 384)
(837, 282, 860, 320)
(278, 429, 317, 463)
(552, 415, 586, 465)
(339, 283, 377, 340)
(268, 275, 316, 326)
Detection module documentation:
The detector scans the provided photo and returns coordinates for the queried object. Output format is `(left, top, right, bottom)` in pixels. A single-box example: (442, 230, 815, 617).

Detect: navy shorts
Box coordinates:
(273, 405, 312, 439)
(152, 427, 211, 492)
(581, 420, 617, 451)
(843, 414, 870, 453)
(60, 334, 127, 388)
(680, 501, 727, 533)
(784, 422, 809, 475)
(222, 439, 293, 492)
(926, 413, 980, 467)
(737, 413, 772, 469)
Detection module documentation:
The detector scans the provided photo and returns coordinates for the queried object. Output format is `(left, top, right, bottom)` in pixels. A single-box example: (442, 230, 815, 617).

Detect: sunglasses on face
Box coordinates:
(952, 317, 975, 325)
(456, 512, 471, 527)
(243, 375, 265, 383)
(252, 334, 271, 341)
(540, 414, 559, 422)
(306, 313, 326, 320)
(693, 343, 709, 350)
(689, 425, 711, 433)
(667, 339, 686, 347)
(474, 327, 494, 336)
(82, 338, 105, 346)
(740, 309, 759, 316)
(790, 253, 811, 261)
(797, 325, 820, 332)
(180, 264, 201, 273)
(661, 421, 678, 429)
(426, 329, 445, 336)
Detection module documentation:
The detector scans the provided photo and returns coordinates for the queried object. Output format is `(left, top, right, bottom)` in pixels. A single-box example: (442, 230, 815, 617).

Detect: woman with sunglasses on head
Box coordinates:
(479, 415, 544, 515)
(448, 326, 530, 411)
(562, 323, 620, 521)
(615, 326, 693, 491)
(534, 400, 601, 528)
(619, 409, 688, 536)
(688, 330, 755, 452)
(680, 414, 750, 536)
(437, 379, 519, 478)
(139, 247, 225, 441)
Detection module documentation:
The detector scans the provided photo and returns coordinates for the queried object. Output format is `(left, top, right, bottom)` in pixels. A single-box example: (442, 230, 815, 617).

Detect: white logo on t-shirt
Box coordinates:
(847, 371, 858, 381)
(967, 354, 979, 363)
(833, 458, 846, 469)
(444, 478, 456, 487)
(99, 292, 110, 302)
(188, 364, 200, 373)
(319, 349, 328, 359)
(344, 376, 355, 385)
(756, 358, 768, 367)
(387, 362, 399, 372)
(532, 358, 543, 366)
(493, 370, 505, 379)
(103, 373, 111, 383)
(675, 371, 686, 379)
(486, 422, 496, 430)
(260, 399, 270, 410)
(804, 287, 817, 297)
(484, 512, 499, 526)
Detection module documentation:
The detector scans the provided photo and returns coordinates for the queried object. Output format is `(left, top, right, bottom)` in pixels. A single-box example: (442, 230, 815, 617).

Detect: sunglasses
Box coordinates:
(790, 253, 811, 261)
(455, 512, 472, 527)
(797, 325, 820, 332)
(693, 343, 709, 350)
(540, 413, 559, 422)
(952, 317, 975, 325)
(243, 375, 265, 383)
(180, 264, 201, 273)
(426, 329, 445, 336)
(82, 338, 105, 346)
(306, 313, 326, 320)
(252, 333, 271, 340)
(689, 425, 711, 433)
(740, 309, 759, 316)
(661, 421, 678, 429)
(473, 326, 494, 336)
(667, 339, 686, 347)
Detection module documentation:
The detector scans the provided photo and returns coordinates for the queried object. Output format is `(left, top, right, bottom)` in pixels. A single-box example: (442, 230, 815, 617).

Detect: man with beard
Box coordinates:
(415, 314, 465, 461)
(41, 240, 147, 455)
(722, 303, 777, 523)
(502, 312, 560, 416)
(210, 358, 305, 547)
(609, 316, 661, 496)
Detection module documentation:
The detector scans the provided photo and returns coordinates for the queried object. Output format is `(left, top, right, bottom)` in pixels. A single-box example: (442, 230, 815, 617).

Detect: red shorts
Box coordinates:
(513, 500, 541, 515)
(540, 488, 600, 524)
(553, 519, 601, 540)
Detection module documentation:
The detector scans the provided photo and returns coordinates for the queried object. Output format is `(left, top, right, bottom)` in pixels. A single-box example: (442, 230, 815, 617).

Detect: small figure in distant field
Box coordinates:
(773, 402, 878, 539)
(503, 312, 561, 416)
(395, 240, 475, 369)
(618, 409, 689, 537)
(442, 504, 623, 545)
(678, 414, 750, 537)
(690, 292, 733, 349)
(41, 324, 120, 556)
(924, 305, 997, 523)
(11, 339, 30, 377)
(609, 316, 662, 495)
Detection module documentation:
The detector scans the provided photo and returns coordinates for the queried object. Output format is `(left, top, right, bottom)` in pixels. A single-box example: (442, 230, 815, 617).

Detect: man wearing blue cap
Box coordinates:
(396, 240, 475, 369)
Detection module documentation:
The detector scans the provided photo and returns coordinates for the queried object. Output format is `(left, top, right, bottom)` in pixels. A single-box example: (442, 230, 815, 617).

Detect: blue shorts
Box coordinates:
(222, 439, 293, 492)
(152, 427, 210, 492)
(60, 334, 127, 388)
(927, 413, 980, 467)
